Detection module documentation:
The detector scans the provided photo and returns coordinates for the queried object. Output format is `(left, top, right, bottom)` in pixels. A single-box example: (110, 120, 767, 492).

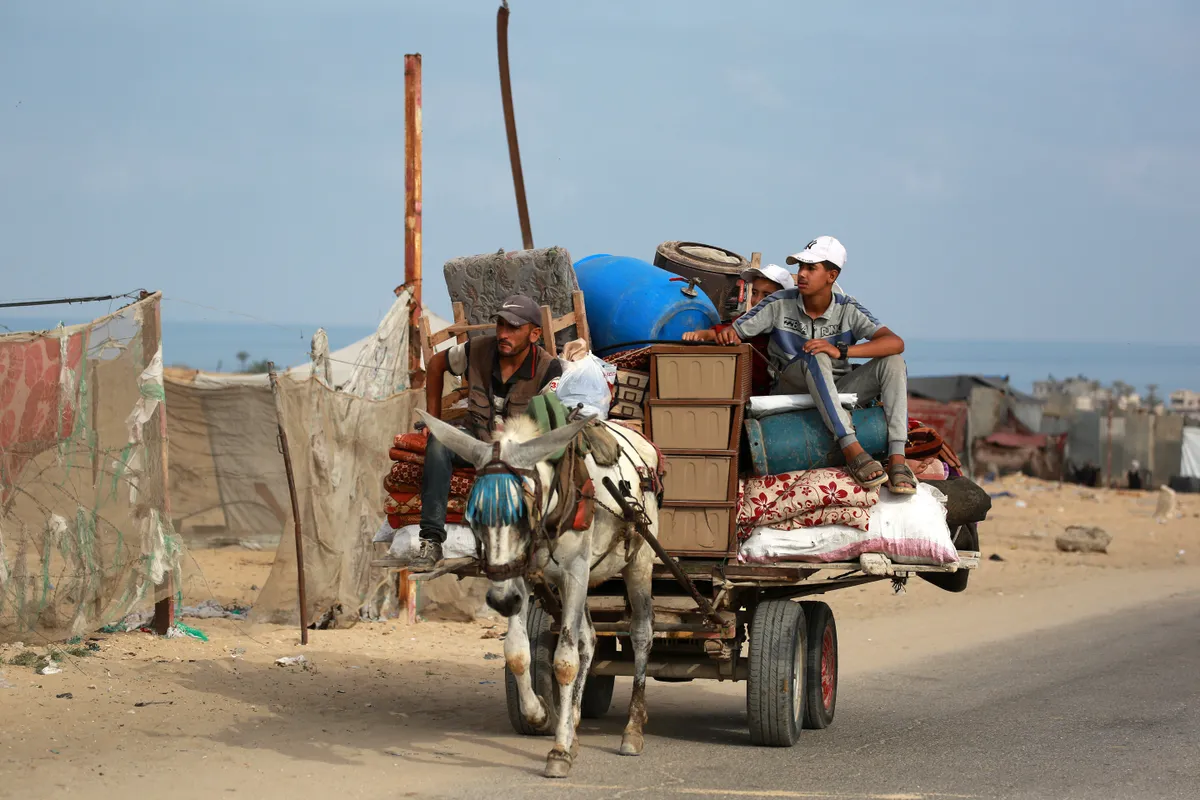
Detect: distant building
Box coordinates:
(1170, 389, 1200, 413)
(1033, 376, 1138, 413)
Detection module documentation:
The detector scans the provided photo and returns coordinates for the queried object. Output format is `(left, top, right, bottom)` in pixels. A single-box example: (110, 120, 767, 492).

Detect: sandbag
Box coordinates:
(386, 523, 479, 561)
(938, 476, 992, 528)
(738, 484, 958, 566)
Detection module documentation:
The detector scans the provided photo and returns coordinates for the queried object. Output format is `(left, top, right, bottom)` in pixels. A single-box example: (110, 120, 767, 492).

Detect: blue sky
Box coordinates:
(2, 1, 1198, 342)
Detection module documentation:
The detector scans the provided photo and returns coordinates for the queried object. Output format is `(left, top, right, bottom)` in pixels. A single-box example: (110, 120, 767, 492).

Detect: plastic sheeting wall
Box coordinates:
(1, 295, 182, 642)
(1180, 427, 1200, 479)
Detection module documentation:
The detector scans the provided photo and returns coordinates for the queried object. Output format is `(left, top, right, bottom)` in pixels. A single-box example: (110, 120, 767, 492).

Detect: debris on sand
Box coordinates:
(275, 655, 314, 671)
(1056, 525, 1112, 554)
(1154, 486, 1177, 520)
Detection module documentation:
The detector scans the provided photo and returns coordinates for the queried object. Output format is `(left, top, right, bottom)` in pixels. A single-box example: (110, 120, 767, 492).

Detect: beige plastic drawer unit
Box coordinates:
(658, 507, 731, 554)
(654, 354, 739, 400)
(662, 455, 732, 502)
(614, 385, 647, 405)
(616, 369, 651, 390)
(648, 405, 732, 450)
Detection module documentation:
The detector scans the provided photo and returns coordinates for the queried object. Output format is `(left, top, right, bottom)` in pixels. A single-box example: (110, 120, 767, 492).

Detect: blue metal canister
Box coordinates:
(574, 254, 721, 354)
(744, 407, 888, 475)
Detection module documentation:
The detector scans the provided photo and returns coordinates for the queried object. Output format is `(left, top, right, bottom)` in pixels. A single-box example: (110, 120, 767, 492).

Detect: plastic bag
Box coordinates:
(548, 354, 616, 419)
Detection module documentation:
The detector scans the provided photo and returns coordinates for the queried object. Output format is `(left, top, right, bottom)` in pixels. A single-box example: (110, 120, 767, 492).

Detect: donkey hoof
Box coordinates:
(544, 748, 572, 779)
(619, 733, 644, 756)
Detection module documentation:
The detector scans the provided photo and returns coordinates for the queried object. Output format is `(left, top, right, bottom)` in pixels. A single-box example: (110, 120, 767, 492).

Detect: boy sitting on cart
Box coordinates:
(714, 236, 916, 494)
(681, 262, 793, 396)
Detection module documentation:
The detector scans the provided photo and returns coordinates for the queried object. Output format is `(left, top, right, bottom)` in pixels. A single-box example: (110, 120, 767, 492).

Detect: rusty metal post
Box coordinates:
(267, 363, 310, 644)
(404, 53, 425, 390)
(497, 1, 534, 250)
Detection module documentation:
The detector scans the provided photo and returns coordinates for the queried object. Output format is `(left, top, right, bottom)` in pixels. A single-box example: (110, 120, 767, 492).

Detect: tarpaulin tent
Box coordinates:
(1, 295, 181, 642)
(1181, 427, 1200, 479)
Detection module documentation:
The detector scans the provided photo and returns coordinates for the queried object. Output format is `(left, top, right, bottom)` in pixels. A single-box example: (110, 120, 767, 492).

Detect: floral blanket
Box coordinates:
(737, 468, 879, 538)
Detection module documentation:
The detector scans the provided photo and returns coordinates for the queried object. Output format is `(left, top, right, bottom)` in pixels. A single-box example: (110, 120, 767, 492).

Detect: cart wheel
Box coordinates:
(799, 601, 838, 730)
(746, 599, 807, 747)
(580, 637, 616, 719)
(918, 522, 978, 594)
(504, 600, 558, 736)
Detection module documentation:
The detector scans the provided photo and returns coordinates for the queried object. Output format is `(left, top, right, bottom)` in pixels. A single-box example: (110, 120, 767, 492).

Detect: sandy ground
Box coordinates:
(1, 477, 1196, 798)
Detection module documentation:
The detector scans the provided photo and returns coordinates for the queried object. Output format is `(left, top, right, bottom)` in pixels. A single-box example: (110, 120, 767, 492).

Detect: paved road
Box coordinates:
(437, 590, 1199, 800)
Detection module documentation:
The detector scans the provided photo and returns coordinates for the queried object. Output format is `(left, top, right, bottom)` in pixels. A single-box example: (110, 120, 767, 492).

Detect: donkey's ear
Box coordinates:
(508, 417, 591, 469)
(416, 410, 492, 468)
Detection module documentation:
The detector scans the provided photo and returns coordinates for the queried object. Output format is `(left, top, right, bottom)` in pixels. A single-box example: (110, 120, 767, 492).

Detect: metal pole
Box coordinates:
(403, 53, 425, 390)
(497, 1, 534, 250)
(268, 363, 310, 644)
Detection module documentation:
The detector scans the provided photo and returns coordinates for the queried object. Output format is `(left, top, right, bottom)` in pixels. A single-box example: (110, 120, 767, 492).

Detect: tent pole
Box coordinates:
(267, 363, 310, 645)
(398, 53, 423, 623)
(144, 292, 175, 636)
(403, 53, 425, 391)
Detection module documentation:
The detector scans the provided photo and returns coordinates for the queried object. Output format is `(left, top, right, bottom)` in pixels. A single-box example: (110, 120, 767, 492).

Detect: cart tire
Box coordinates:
(746, 599, 807, 747)
(918, 522, 978, 594)
(580, 637, 616, 719)
(799, 601, 838, 730)
(505, 600, 558, 736)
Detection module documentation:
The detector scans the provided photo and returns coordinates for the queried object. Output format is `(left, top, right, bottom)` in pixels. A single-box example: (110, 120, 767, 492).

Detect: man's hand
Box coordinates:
(802, 339, 840, 358)
(715, 327, 742, 346)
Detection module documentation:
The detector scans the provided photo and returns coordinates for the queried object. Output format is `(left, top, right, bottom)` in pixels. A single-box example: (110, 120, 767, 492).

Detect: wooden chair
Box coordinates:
(419, 289, 590, 367)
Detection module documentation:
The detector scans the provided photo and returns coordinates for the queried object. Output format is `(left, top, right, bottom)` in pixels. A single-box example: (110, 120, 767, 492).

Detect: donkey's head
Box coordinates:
(416, 410, 588, 617)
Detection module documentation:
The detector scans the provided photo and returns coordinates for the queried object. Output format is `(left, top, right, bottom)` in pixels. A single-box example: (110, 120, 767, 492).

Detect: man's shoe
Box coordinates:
(408, 538, 443, 571)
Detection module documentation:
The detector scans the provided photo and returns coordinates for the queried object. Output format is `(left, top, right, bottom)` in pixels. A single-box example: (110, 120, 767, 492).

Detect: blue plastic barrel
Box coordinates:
(744, 407, 888, 476)
(575, 254, 721, 354)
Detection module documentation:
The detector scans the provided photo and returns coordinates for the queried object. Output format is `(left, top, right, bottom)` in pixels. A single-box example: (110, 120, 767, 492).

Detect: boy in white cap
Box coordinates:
(716, 237, 915, 493)
(683, 263, 794, 395)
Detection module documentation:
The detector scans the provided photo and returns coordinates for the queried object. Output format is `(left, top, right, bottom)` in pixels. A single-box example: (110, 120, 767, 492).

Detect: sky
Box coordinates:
(2, 1, 1199, 343)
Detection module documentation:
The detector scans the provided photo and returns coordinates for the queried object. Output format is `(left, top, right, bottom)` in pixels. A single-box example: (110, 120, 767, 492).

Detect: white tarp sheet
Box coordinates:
(1182, 427, 1200, 478)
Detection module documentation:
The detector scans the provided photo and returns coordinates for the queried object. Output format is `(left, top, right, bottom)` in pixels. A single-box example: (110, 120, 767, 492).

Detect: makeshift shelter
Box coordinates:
(1064, 409, 1185, 489)
(165, 298, 449, 549)
(1, 295, 181, 642)
(1182, 427, 1200, 479)
(164, 293, 464, 626)
(908, 375, 1050, 476)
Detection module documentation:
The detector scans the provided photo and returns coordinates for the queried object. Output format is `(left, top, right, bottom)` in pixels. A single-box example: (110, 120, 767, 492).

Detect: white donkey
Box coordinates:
(417, 410, 658, 779)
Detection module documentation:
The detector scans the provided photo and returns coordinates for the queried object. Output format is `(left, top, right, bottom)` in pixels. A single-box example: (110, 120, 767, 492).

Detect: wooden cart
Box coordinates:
(379, 344, 984, 747)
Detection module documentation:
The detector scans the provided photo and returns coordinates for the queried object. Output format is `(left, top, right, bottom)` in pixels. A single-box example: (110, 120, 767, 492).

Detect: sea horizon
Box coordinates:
(3, 315, 1198, 395)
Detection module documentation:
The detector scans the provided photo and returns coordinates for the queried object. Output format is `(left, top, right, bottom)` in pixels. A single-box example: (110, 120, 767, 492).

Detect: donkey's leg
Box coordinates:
(620, 552, 654, 756)
(568, 607, 598, 754)
(501, 580, 549, 730)
(544, 560, 589, 778)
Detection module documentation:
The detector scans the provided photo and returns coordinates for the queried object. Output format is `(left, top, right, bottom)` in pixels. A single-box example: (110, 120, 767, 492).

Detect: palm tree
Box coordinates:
(236, 351, 250, 371)
(1146, 384, 1160, 409)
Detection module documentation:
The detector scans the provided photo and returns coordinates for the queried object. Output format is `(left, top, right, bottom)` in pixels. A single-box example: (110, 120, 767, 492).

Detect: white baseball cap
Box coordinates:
(739, 262, 795, 291)
(786, 236, 847, 269)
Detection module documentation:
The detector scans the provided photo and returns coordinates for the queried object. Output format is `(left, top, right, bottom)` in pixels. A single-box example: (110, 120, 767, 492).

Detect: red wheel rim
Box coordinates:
(820, 625, 836, 711)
